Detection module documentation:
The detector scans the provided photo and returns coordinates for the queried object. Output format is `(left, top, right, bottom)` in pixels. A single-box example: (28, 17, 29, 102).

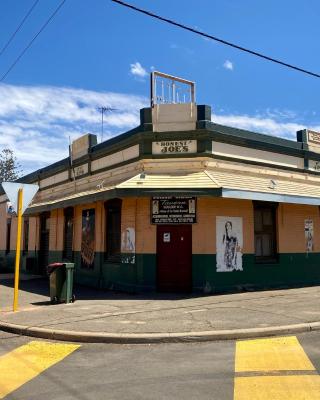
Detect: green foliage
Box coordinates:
(0, 149, 22, 183)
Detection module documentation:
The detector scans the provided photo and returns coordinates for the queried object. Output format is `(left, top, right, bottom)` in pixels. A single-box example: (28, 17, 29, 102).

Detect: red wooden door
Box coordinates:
(157, 225, 192, 292)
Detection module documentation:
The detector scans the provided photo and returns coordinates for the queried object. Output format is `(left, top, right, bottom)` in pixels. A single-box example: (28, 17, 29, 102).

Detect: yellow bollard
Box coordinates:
(13, 188, 23, 312)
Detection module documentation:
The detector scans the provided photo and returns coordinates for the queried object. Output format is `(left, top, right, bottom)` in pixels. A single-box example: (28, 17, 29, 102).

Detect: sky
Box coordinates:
(0, 0, 320, 174)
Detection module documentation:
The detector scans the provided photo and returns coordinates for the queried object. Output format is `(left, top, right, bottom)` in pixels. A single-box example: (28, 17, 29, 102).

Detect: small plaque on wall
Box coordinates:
(151, 197, 196, 224)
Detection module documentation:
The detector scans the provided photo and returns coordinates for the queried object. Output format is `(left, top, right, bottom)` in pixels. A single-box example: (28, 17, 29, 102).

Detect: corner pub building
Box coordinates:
(1, 72, 320, 294)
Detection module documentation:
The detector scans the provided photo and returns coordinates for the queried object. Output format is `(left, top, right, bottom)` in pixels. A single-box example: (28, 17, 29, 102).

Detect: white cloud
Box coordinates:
(0, 83, 147, 174)
(1, 81, 319, 178)
(212, 112, 320, 139)
(223, 60, 234, 71)
(130, 62, 148, 78)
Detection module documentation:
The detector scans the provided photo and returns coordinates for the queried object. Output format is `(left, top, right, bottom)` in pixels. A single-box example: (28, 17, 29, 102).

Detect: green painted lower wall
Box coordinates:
(100, 254, 157, 292)
(1, 250, 319, 293)
(192, 253, 320, 293)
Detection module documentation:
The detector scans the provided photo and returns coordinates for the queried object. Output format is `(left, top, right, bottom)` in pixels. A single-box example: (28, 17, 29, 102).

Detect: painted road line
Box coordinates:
(235, 336, 315, 372)
(234, 336, 320, 400)
(0, 341, 80, 399)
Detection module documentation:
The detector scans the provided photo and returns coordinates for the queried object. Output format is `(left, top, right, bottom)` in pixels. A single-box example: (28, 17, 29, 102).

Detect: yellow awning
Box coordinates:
(26, 168, 320, 213)
(206, 169, 320, 205)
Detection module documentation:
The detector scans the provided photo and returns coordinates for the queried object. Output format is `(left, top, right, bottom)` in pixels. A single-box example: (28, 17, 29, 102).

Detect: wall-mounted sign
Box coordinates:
(151, 197, 196, 224)
(308, 130, 320, 146)
(72, 163, 88, 178)
(163, 232, 170, 242)
(152, 140, 197, 155)
(309, 160, 320, 172)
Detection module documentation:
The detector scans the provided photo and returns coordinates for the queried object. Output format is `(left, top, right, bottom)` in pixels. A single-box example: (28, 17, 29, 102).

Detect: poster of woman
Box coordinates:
(216, 216, 243, 272)
(305, 219, 314, 252)
(81, 209, 95, 268)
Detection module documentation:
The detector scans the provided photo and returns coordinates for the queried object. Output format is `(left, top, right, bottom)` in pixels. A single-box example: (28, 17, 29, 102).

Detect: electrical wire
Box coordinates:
(111, 0, 320, 79)
(0, 0, 67, 82)
(0, 0, 40, 57)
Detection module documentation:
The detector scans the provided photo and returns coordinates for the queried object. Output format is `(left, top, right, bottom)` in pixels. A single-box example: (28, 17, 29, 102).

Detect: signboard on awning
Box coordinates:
(151, 196, 196, 224)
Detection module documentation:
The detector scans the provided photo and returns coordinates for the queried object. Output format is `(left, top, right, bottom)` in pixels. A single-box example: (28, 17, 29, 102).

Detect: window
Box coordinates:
(6, 219, 11, 254)
(63, 208, 74, 261)
(23, 218, 29, 254)
(254, 202, 278, 263)
(105, 199, 122, 260)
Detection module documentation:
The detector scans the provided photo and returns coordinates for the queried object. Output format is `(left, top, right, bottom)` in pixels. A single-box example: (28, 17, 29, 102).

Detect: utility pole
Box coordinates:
(97, 107, 117, 143)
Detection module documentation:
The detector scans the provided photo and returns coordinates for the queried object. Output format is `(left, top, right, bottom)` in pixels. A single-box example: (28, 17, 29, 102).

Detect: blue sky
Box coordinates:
(0, 0, 319, 174)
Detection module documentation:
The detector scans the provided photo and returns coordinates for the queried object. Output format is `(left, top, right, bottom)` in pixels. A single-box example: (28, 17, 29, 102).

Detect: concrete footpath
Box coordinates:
(0, 273, 320, 343)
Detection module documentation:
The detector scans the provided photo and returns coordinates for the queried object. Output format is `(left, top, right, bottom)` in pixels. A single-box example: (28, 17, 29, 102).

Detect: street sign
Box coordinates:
(2, 182, 38, 215)
(1, 182, 39, 311)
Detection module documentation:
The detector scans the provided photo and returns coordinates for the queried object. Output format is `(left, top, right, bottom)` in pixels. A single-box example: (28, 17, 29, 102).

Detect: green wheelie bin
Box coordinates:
(47, 262, 75, 304)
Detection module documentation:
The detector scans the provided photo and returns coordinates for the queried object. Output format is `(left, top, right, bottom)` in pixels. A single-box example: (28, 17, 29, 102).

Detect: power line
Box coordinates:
(0, 0, 40, 57)
(0, 0, 67, 82)
(111, 0, 320, 79)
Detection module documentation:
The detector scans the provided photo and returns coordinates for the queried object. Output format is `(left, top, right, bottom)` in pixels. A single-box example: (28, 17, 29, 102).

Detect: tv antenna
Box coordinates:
(97, 106, 117, 142)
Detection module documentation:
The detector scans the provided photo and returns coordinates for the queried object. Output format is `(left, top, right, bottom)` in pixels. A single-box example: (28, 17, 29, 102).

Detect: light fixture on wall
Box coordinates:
(97, 180, 105, 189)
(268, 179, 277, 190)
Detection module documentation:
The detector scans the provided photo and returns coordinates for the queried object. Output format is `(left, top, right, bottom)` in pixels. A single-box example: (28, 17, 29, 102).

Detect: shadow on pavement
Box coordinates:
(0, 274, 204, 306)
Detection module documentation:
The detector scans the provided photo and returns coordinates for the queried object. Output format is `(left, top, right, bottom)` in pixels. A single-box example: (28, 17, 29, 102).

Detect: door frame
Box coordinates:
(156, 224, 192, 292)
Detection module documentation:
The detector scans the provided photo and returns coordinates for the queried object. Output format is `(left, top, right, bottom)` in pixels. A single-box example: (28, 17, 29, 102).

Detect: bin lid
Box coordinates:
(47, 262, 65, 275)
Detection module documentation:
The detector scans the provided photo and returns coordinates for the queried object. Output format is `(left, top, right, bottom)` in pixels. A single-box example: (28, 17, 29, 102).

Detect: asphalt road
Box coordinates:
(0, 331, 319, 399)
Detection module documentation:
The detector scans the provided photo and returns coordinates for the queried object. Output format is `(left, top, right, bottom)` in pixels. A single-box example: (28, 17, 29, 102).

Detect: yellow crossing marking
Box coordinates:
(0, 341, 80, 399)
(235, 336, 315, 372)
(234, 336, 320, 400)
(234, 375, 320, 400)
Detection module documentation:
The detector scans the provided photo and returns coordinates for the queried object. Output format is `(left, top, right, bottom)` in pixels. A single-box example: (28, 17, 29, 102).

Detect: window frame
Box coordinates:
(63, 207, 74, 261)
(6, 218, 11, 254)
(105, 199, 122, 262)
(253, 201, 278, 264)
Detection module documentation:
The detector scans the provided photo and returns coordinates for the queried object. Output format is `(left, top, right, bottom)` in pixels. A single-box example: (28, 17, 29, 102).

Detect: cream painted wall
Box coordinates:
(277, 204, 320, 253)
(212, 141, 304, 169)
(136, 198, 156, 254)
(193, 198, 254, 254)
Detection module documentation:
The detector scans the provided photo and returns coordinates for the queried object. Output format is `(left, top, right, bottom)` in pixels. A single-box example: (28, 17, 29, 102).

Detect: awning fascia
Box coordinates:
(25, 187, 222, 214)
(222, 188, 320, 206)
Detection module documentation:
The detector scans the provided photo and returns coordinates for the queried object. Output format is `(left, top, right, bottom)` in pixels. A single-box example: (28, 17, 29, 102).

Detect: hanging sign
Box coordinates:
(151, 196, 196, 224)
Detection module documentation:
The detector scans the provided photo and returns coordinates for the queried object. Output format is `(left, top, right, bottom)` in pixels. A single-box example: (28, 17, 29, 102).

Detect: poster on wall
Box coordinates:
(305, 219, 314, 252)
(216, 216, 243, 272)
(81, 209, 95, 268)
(121, 227, 136, 264)
(6, 201, 15, 216)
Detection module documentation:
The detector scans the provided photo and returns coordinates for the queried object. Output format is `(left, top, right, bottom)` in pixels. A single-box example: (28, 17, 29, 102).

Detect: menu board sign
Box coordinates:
(151, 196, 196, 224)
